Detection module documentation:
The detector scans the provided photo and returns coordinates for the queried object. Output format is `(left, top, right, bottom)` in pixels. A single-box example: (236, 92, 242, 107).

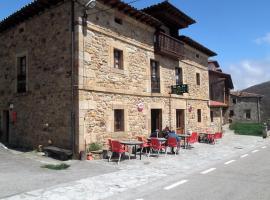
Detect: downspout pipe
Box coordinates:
(71, 0, 76, 156)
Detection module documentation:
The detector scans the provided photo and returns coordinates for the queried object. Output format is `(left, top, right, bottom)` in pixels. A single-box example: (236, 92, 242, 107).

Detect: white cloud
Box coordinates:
(226, 58, 270, 90)
(255, 33, 270, 45)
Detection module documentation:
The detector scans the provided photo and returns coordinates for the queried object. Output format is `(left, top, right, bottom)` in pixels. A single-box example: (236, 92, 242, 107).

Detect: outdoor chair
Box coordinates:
(166, 137, 179, 155)
(108, 140, 130, 164)
(137, 136, 151, 156)
(207, 134, 215, 144)
(187, 132, 198, 148)
(150, 138, 166, 157)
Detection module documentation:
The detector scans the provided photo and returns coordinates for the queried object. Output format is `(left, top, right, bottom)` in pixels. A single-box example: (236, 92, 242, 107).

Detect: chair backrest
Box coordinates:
(189, 132, 198, 143)
(214, 132, 222, 139)
(150, 138, 161, 149)
(111, 140, 122, 152)
(167, 137, 177, 147)
(108, 138, 112, 150)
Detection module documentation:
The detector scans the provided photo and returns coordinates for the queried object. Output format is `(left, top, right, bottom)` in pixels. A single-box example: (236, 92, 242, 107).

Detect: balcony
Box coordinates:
(154, 32, 184, 59)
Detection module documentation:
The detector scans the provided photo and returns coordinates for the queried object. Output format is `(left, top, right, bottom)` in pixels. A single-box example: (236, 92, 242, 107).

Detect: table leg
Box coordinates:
(134, 145, 137, 159)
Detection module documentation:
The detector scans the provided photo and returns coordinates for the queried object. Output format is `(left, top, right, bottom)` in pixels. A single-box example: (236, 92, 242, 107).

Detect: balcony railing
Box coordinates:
(154, 32, 184, 59)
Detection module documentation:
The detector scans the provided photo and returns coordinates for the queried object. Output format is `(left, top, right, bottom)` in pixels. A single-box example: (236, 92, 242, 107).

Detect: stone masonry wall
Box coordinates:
(75, 2, 211, 151)
(229, 96, 261, 123)
(0, 2, 72, 149)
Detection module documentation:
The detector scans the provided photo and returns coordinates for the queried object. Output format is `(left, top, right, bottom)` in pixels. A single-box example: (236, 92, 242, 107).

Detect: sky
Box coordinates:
(1, 0, 270, 90)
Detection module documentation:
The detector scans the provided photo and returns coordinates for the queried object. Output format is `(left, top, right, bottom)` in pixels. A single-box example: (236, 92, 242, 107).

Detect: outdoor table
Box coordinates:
(120, 140, 143, 160)
(178, 134, 190, 149)
(147, 137, 167, 143)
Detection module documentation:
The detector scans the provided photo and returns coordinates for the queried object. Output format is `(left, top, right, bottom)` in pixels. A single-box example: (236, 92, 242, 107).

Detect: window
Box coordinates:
(17, 56, 27, 93)
(114, 109, 124, 132)
(245, 110, 251, 120)
(114, 49, 123, 69)
(210, 111, 214, 122)
(197, 109, 202, 122)
(232, 98, 237, 104)
(115, 17, 123, 25)
(196, 73, 200, 85)
(175, 67, 183, 85)
(195, 53, 200, 58)
(229, 110, 234, 117)
(151, 60, 160, 93)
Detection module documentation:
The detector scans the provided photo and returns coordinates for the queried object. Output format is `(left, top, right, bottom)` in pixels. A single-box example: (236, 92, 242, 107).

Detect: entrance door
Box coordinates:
(176, 109, 185, 134)
(1, 111, 9, 144)
(151, 109, 162, 133)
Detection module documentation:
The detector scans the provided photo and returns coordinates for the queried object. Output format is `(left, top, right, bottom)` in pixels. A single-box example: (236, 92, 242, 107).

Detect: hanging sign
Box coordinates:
(137, 102, 144, 112)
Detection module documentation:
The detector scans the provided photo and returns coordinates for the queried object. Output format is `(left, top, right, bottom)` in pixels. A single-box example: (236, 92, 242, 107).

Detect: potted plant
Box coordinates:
(87, 143, 103, 160)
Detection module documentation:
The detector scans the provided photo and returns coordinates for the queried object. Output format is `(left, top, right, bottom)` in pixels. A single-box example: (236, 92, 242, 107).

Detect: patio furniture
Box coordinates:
(166, 137, 179, 155)
(108, 140, 130, 164)
(206, 133, 215, 144)
(137, 136, 151, 156)
(120, 140, 144, 160)
(187, 132, 198, 148)
(178, 134, 190, 149)
(149, 138, 166, 157)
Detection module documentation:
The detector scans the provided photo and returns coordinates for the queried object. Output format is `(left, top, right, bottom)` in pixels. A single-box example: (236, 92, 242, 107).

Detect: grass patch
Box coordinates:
(229, 122, 263, 136)
(41, 163, 70, 170)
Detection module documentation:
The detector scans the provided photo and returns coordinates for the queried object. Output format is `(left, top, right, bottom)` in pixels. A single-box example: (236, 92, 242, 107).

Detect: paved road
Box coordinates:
(0, 146, 116, 199)
(111, 145, 270, 200)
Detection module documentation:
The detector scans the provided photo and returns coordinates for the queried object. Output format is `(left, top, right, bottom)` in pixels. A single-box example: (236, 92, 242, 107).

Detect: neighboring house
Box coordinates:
(229, 91, 263, 123)
(208, 61, 234, 132)
(0, 0, 217, 156)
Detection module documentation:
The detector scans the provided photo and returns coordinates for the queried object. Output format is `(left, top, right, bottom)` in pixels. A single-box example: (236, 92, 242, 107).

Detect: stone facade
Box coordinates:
(229, 93, 262, 123)
(75, 2, 211, 151)
(0, 1, 216, 155)
(0, 2, 73, 149)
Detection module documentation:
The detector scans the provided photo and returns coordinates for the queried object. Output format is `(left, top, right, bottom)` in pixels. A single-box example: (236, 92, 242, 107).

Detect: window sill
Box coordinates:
(110, 67, 127, 75)
(14, 91, 31, 97)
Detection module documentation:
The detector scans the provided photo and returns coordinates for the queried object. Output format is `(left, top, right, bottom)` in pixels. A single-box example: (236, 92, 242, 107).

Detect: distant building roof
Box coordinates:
(178, 36, 217, 57)
(230, 91, 263, 98)
(208, 60, 222, 72)
(209, 70, 234, 89)
(0, 0, 162, 33)
(209, 100, 228, 107)
(142, 1, 196, 30)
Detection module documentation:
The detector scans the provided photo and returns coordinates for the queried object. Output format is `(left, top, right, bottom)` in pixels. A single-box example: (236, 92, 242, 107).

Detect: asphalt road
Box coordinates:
(0, 146, 116, 199)
(113, 145, 270, 200)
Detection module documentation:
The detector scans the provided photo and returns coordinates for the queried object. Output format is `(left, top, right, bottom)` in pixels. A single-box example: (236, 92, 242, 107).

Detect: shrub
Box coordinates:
(229, 122, 263, 136)
(88, 142, 102, 152)
(41, 163, 70, 170)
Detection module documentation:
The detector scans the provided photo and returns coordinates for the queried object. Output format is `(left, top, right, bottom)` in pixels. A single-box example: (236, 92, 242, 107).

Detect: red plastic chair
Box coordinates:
(187, 132, 198, 148)
(108, 140, 130, 164)
(108, 138, 112, 151)
(137, 136, 151, 155)
(207, 134, 215, 144)
(214, 132, 223, 139)
(166, 137, 179, 155)
(150, 138, 166, 157)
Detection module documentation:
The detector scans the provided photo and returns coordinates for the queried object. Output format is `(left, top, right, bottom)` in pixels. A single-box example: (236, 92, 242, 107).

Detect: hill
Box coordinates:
(243, 81, 270, 122)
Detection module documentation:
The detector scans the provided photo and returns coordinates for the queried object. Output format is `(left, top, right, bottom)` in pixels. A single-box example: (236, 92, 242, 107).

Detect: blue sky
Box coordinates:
(1, 0, 270, 90)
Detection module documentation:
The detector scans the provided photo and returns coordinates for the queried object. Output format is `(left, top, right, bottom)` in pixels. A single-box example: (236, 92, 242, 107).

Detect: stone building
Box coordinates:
(229, 91, 263, 123)
(208, 61, 234, 132)
(0, 0, 217, 155)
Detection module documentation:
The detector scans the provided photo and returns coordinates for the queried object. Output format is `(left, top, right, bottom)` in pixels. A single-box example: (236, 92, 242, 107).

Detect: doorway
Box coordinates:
(1, 111, 9, 144)
(176, 109, 185, 134)
(151, 109, 162, 133)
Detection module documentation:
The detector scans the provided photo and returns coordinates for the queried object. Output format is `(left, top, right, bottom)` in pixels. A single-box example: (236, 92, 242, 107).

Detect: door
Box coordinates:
(151, 109, 162, 133)
(1, 111, 9, 144)
(176, 109, 185, 134)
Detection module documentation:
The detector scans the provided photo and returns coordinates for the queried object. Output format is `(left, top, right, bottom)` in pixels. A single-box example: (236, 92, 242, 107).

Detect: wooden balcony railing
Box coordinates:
(154, 32, 184, 59)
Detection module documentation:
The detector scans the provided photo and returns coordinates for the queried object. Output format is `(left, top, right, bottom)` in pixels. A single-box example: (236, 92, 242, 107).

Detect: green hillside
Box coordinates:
(243, 81, 270, 122)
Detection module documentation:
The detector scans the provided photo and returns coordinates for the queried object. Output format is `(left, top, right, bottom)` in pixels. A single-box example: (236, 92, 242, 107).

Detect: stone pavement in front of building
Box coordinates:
(3, 126, 269, 200)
